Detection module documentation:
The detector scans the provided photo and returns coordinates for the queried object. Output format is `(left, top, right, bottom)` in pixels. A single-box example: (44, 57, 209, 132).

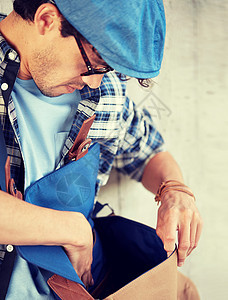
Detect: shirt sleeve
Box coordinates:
(113, 96, 166, 181)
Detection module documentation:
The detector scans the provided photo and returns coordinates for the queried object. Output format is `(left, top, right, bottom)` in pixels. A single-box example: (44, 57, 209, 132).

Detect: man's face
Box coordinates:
(28, 34, 105, 97)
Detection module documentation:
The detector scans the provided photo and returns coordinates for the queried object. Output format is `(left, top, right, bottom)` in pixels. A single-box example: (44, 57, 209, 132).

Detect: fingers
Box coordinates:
(178, 212, 203, 265)
(76, 256, 94, 288)
(163, 220, 177, 256)
(81, 270, 94, 289)
(195, 218, 203, 246)
(156, 195, 203, 267)
(187, 215, 203, 256)
(76, 259, 94, 288)
(156, 208, 177, 257)
(186, 213, 198, 257)
(64, 244, 94, 289)
(178, 219, 191, 266)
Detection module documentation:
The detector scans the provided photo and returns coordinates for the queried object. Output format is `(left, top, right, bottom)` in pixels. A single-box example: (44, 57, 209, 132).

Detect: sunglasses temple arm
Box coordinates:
(74, 36, 94, 73)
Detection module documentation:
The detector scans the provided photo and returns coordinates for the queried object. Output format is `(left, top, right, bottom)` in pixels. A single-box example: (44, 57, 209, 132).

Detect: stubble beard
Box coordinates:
(29, 48, 63, 97)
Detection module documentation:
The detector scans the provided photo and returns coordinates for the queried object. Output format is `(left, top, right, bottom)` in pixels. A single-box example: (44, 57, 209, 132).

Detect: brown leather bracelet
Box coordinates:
(155, 180, 195, 205)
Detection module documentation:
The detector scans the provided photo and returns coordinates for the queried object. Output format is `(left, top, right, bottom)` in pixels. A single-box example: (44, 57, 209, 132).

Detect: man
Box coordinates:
(0, 0, 202, 298)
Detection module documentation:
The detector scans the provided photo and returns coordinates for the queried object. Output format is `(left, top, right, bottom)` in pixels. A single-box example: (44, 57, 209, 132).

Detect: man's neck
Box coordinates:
(0, 11, 32, 80)
(0, 12, 18, 51)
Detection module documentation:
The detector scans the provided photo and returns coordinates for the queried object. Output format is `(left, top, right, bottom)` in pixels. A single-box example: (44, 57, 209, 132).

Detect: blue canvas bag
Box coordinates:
(17, 142, 101, 286)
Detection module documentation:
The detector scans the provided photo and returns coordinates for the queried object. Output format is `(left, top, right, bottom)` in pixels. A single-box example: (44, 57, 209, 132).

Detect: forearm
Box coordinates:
(0, 190, 90, 247)
(141, 151, 184, 194)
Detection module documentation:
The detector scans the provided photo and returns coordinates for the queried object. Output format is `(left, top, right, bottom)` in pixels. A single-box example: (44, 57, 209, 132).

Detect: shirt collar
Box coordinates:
(0, 33, 20, 65)
(79, 84, 100, 103)
(0, 34, 12, 63)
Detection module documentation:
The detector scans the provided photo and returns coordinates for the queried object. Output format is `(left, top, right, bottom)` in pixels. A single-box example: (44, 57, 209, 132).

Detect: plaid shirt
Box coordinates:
(0, 23, 165, 268)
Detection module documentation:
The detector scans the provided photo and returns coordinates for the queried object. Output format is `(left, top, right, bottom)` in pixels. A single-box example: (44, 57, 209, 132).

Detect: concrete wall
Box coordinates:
(99, 2, 227, 299)
(1, 0, 227, 299)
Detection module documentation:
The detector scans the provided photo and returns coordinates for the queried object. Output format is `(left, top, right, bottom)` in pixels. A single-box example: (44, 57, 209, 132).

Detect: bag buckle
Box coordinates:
(70, 138, 92, 161)
(68, 114, 96, 161)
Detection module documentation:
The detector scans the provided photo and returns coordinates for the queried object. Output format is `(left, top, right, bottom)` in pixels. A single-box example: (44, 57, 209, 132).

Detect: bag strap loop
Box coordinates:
(92, 201, 115, 218)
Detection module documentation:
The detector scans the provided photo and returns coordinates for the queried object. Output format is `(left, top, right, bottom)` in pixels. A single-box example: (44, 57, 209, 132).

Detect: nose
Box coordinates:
(81, 74, 104, 89)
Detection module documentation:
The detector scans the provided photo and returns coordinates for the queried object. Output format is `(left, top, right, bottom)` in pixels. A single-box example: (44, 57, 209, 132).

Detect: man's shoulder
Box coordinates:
(79, 71, 127, 105)
(100, 72, 127, 98)
(100, 71, 126, 91)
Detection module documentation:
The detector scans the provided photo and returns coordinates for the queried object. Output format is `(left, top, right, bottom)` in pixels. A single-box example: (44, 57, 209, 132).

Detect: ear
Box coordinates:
(34, 3, 61, 36)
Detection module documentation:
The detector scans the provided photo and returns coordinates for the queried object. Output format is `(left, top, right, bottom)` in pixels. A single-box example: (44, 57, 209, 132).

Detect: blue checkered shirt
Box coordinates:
(0, 25, 165, 267)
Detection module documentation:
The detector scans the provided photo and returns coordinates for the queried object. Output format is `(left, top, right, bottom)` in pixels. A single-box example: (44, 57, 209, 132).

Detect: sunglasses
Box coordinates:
(74, 35, 113, 76)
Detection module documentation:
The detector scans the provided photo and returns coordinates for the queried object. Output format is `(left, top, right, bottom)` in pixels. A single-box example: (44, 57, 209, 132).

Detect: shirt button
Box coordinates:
(8, 52, 16, 61)
(1, 83, 9, 91)
(6, 244, 14, 252)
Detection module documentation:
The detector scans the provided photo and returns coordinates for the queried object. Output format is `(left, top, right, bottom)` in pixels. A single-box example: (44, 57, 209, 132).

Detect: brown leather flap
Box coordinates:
(47, 274, 94, 300)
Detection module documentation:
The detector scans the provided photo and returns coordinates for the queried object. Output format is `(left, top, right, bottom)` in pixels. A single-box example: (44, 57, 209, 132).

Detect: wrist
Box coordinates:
(155, 180, 195, 205)
(62, 212, 93, 248)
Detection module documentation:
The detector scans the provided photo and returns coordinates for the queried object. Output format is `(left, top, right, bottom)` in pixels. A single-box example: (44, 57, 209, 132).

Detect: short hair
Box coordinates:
(13, 0, 83, 39)
(13, 0, 152, 88)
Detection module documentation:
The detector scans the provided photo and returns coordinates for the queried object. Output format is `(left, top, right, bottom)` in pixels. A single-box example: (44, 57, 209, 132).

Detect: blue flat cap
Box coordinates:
(54, 0, 166, 79)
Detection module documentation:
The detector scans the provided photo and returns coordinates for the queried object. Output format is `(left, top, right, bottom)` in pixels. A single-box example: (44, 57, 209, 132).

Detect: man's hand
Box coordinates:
(141, 151, 203, 266)
(0, 192, 94, 286)
(64, 214, 94, 288)
(156, 190, 203, 266)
